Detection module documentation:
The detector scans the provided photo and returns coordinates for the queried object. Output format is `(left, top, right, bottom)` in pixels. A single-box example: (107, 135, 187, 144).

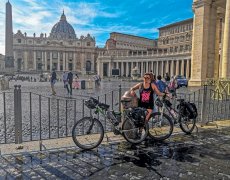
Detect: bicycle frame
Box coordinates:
(158, 99, 181, 123)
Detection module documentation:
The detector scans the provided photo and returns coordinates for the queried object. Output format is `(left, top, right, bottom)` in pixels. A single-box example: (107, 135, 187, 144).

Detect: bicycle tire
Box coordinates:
(72, 117, 104, 150)
(148, 112, 173, 141)
(179, 116, 196, 134)
(122, 118, 149, 144)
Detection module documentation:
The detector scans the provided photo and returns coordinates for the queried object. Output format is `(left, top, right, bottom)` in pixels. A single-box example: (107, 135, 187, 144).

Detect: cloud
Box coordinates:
(0, 0, 193, 55)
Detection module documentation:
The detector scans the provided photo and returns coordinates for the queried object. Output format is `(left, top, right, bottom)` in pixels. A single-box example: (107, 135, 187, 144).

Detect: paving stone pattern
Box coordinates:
(0, 127, 229, 179)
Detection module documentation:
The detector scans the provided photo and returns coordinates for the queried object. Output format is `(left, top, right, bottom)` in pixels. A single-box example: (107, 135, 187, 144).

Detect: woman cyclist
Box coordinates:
(130, 72, 169, 121)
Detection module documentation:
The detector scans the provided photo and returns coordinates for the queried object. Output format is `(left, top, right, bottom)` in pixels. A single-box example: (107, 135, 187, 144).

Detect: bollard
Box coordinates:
(14, 85, 23, 144)
(201, 85, 208, 126)
(118, 85, 122, 112)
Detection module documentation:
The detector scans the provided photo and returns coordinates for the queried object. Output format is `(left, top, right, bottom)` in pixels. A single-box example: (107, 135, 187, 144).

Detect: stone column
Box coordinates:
(151, 61, 153, 72)
(189, 0, 213, 86)
(156, 61, 159, 76)
(146, 61, 149, 72)
(207, 2, 217, 78)
(219, 17, 225, 76)
(73, 53, 76, 71)
(50, 52, 52, 71)
(97, 59, 103, 77)
(57, 52, 60, 71)
(141, 61, 144, 76)
(66, 53, 69, 71)
(214, 16, 221, 78)
(161, 61, 164, 76)
(176, 60, 179, 75)
(33, 51, 36, 71)
(44, 51, 47, 71)
(166, 60, 169, 75)
(222, 0, 230, 77)
(63, 52, 65, 71)
(24, 51, 28, 71)
(41, 51, 44, 72)
(108, 62, 111, 77)
(126, 62, 129, 76)
(186, 59, 190, 79)
(121, 61, 124, 76)
(170, 60, 174, 77)
(181, 59, 185, 76)
(116, 62, 119, 69)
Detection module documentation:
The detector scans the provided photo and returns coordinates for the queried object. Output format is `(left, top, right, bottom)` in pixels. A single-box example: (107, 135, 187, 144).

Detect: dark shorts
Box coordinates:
(139, 101, 153, 110)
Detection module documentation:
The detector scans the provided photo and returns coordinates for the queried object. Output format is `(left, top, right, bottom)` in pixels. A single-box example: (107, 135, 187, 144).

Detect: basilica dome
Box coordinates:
(50, 11, 76, 40)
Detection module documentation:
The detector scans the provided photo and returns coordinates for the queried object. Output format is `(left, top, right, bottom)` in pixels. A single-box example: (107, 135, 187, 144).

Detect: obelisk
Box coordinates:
(5, 0, 14, 71)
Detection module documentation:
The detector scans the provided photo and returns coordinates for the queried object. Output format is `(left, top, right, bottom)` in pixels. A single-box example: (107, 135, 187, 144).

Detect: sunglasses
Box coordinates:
(144, 76, 150, 79)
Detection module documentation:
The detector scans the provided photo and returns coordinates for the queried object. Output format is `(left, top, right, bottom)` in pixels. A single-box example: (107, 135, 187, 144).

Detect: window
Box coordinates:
(18, 39, 21, 43)
(87, 42, 91, 46)
(87, 53, 91, 59)
(175, 46, 178, 52)
(52, 52, 58, 59)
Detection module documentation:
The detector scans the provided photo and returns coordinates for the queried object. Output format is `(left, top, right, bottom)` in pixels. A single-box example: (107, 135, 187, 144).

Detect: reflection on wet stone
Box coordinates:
(0, 81, 229, 178)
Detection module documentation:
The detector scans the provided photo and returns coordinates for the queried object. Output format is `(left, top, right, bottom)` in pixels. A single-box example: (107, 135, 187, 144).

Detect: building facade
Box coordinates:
(190, 0, 230, 86)
(12, 11, 96, 74)
(97, 19, 193, 78)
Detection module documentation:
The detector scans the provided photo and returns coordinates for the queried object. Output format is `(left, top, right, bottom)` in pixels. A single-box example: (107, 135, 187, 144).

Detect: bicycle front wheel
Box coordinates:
(179, 116, 196, 134)
(72, 117, 104, 150)
(148, 112, 173, 141)
(122, 118, 149, 144)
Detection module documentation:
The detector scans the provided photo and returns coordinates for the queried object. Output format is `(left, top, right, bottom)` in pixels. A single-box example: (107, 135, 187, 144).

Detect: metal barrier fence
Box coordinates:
(0, 85, 229, 144)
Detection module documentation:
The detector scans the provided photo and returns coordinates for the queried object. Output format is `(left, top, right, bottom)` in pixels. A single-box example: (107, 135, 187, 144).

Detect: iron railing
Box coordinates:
(0, 84, 229, 144)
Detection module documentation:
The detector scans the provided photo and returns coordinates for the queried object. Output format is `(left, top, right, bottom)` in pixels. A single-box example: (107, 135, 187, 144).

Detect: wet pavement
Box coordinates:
(0, 126, 229, 180)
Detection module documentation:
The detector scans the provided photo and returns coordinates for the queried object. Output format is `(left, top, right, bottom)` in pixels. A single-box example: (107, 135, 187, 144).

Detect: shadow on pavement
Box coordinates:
(0, 127, 229, 179)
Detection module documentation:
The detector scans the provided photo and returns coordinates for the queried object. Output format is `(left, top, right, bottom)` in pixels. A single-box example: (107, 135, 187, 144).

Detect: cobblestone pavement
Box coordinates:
(0, 126, 229, 180)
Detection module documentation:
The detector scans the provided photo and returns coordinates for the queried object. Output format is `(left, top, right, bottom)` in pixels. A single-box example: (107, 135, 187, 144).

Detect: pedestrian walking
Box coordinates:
(73, 74, 80, 89)
(62, 71, 69, 95)
(67, 71, 73, 96)
(156, 75, 168, 93)
(168, 76, 178, 97)
(50, 69, 57, 95)
(164, 72, 170, 86)
(94, 75, 101, 88)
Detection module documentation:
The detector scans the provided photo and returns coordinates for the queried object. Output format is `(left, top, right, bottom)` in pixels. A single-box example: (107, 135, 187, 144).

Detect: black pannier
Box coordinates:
(130, 107, 147, 127)
(184, 102, 198, 119)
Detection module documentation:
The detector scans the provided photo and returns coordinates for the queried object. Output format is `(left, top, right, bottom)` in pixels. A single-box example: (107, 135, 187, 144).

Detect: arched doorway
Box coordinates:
(86, 61, 91, 72)
(17, 58, 22, 71)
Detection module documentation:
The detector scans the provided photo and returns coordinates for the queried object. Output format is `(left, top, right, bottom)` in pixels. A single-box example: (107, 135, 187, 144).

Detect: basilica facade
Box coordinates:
(12, 12, 96, 74)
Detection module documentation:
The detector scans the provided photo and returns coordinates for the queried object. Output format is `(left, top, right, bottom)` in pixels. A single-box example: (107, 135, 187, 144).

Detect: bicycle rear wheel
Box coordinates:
(179, 116, 196, 134)
(72, 117, 104, 150)
(148, 112, 173, 141)
(122, 118, 149, 144)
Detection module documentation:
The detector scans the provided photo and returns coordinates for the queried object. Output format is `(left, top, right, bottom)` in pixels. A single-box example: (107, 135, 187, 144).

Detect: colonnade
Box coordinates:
(99, 59, 191, 78)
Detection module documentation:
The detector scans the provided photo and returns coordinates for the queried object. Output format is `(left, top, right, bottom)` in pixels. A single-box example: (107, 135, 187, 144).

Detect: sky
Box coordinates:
(0, 0, 193, 55)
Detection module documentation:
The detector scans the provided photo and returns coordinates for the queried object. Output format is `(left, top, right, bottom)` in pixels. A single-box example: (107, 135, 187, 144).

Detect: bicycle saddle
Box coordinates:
(99, 103, 110, 110)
